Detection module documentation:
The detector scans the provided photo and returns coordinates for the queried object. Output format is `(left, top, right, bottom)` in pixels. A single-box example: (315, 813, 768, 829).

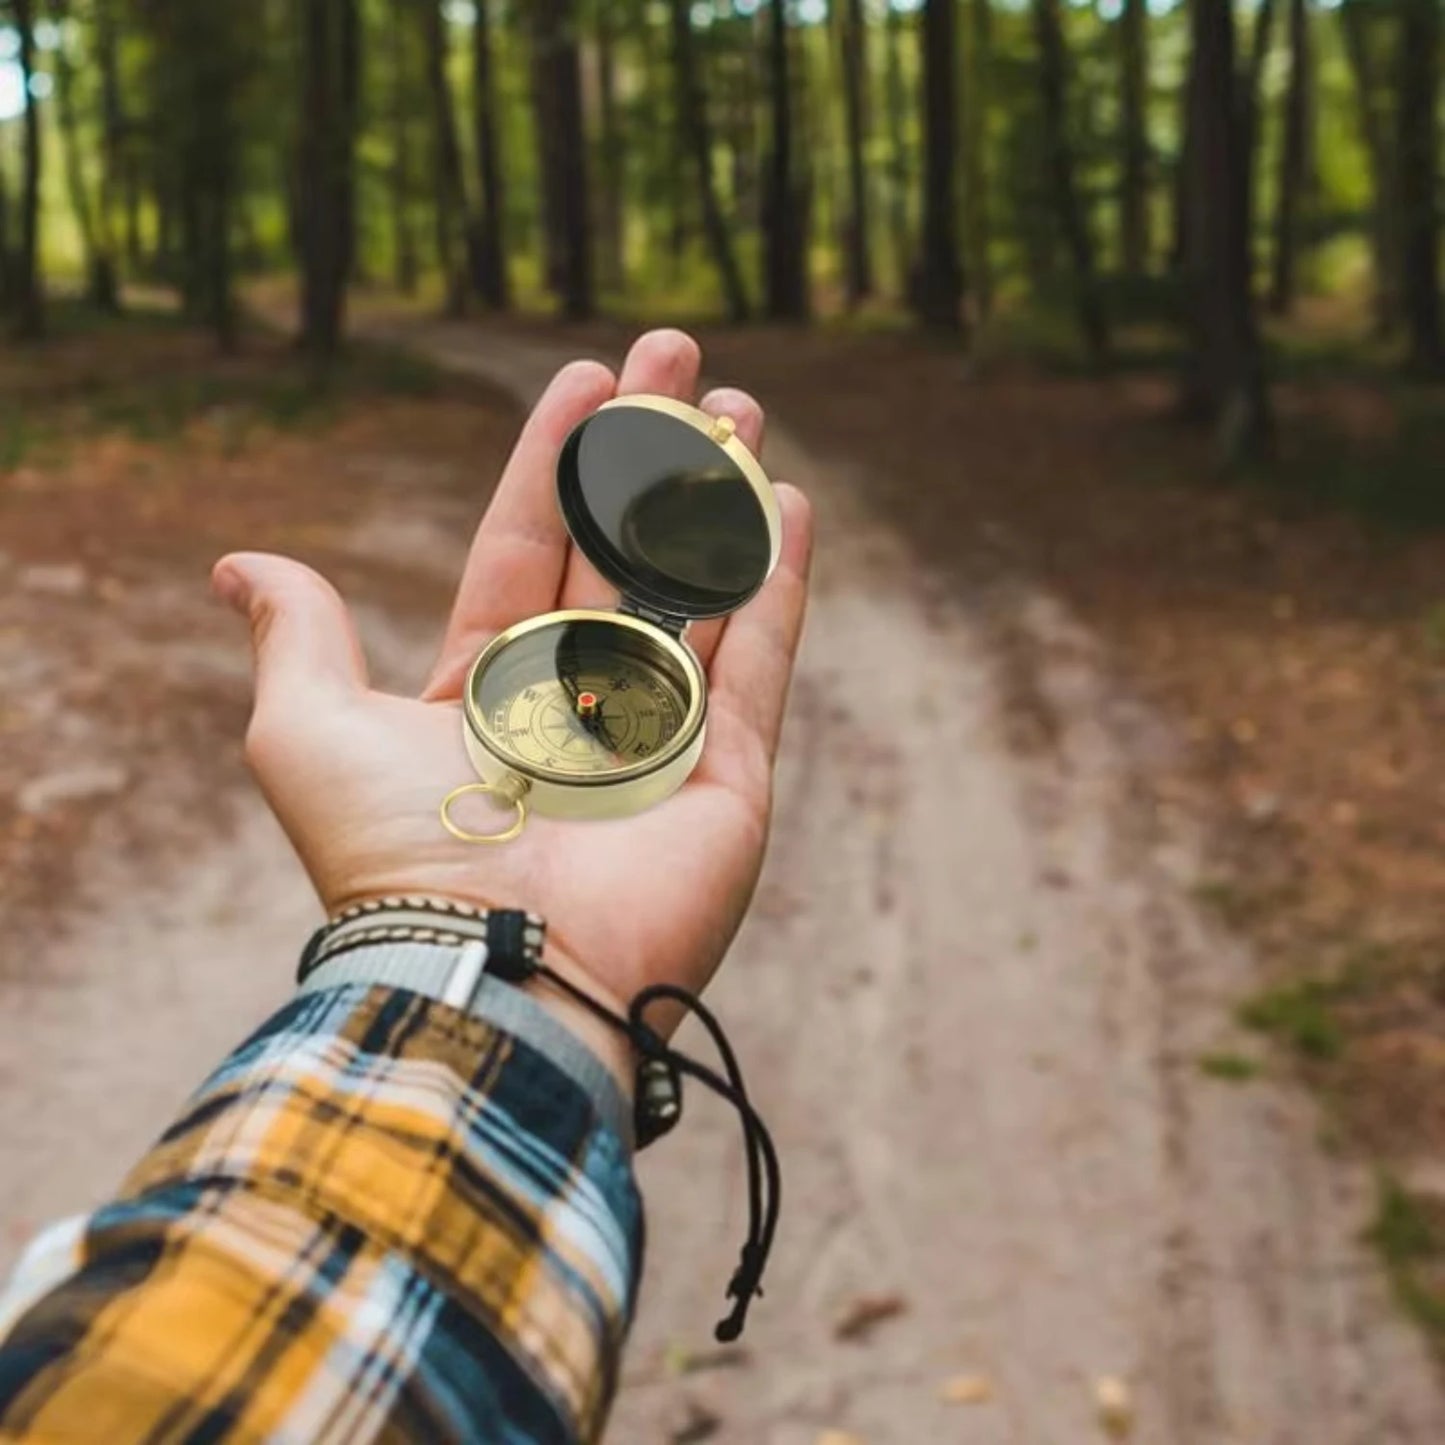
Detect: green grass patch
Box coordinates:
(1369, 1176, 1445, 1342)
(0, 306, 451, 471)
(1197, 1050, 1263, 1082)
(1237, 976, 1348, 1061)
(1190, 876, 1303, 931)
(0, 412, 31, 471)
(1422, 601, 1445, 660)
(1192, 878, 1251, 927)
(39, 295, 191, 340)
(1266, 399, 1445, 530)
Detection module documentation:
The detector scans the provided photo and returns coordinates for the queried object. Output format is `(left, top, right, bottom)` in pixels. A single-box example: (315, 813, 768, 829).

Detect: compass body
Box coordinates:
(446, 395, 781, 840)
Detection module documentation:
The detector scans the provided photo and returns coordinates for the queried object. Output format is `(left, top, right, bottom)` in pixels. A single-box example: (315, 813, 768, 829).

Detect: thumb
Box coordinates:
(212, 553, 368, 713)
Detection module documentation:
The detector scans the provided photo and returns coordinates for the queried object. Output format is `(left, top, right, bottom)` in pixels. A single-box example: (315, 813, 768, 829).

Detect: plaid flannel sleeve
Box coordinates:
(0, 983, 643, 1444)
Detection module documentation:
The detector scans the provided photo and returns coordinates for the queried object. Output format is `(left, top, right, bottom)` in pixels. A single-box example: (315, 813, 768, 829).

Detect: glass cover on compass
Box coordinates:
(556, 403, 776, 620)
(472, 618, 693, 779)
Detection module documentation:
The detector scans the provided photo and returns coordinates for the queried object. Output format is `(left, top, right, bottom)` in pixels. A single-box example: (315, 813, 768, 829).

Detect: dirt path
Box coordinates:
(6, 317, 1445, 1443)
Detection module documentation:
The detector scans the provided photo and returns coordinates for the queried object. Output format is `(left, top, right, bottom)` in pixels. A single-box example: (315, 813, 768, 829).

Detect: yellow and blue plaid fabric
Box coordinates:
(0, 984, 642, 1443)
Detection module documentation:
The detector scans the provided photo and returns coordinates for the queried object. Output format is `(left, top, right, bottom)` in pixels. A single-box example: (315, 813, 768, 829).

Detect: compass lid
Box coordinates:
(556, 395, 782, 624)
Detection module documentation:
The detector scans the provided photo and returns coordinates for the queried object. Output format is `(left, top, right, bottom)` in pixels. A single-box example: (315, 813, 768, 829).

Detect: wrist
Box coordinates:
(305, 891, 635, 1103)
(520, 944, 635, 1101)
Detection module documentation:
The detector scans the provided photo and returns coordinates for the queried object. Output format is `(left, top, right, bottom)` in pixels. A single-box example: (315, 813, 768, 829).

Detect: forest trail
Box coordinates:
(4, 315, 1443, 1444)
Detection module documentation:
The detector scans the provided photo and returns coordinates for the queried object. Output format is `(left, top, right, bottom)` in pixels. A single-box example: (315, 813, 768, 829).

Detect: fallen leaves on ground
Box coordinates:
(1093, 1374, 1134, 1439)
(667, 1398, 722, 1444)
(663, 1342, 751, 1377)
(938, 1373, 994, 1405)
(832, 1292, 908, 1342)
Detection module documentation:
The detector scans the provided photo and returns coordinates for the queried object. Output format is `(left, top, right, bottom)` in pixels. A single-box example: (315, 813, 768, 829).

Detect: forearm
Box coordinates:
(0, 972, 642, 1444)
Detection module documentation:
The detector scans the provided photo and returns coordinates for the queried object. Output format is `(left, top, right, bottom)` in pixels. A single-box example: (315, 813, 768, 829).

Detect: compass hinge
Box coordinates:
(618, 598, 687, 637)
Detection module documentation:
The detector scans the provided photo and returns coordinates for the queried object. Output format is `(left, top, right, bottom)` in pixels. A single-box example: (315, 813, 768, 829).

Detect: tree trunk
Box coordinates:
(1397, 0, 1441, 372)
(1267, 0, 1311, 314)
(724, 9, 759, 237)
(1242, 0, 1278, 141)
(13, 0, 43, 340)
(148, 3, 239, 349)
(0, 156, 11, 311)
(762, 0, 808, 320)
(1181, 0, 1271, 464)
(200, 75, 237, 351)
(633, 7, 684, 280)
(914, 0, 964, 332)
(964, 0, 994, 319)
(528, 0, 593, 319)
(298, 0, 357, 357)
(92, 0, 124, 310)
(422, 0, 470, 315)
(123, 153, 143, 273)
(839, 0, 873, 305)
(52, 4, 101, 297)
(155, 183, 175, 283)
(1118, 0, 1149, 277)
(593, 2, 624, 296)
(389, 0, 419, 293)
(1033, 0, 1109, 360)
(668, 0, 749, 320)
(1168, 27, 1197, 276)
(339, 0, 361, 286)
(210, 150, 236, 351)
(470, 0, 509, 307)
(883, 0, 911, 301)
(1338, 0, 1397, 334)
(1238, 0, 1278, 270)
(52, 0, 120, 311)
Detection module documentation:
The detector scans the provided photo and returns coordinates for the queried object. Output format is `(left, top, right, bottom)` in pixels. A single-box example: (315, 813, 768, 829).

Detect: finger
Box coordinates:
(212, 551, 368, 727)
(685, 386, 768, 669)
(559, 329, 702, 610)
(697, 484, 813, 796)
(699, 385, 765, 455)
(425, 358, 617, 699)
(618, 325, 702, 398)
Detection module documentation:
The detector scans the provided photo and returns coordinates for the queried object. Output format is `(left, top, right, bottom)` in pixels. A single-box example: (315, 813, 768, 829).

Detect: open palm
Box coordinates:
(212, 330, 812, 1028)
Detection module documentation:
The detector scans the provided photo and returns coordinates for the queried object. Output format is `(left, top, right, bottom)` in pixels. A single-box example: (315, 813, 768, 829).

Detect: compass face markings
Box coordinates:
(473, 622, 691, 779)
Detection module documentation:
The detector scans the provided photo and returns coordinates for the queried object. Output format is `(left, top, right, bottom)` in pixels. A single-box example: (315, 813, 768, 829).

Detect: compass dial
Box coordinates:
(470, 617, 694, 780)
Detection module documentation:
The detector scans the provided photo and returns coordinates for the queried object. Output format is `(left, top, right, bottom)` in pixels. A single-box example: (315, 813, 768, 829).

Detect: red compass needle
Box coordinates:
(575, 689, 624, 765)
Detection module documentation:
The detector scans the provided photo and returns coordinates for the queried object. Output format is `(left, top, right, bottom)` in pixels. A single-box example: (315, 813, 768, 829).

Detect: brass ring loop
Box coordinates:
(439, 783, 528, 844)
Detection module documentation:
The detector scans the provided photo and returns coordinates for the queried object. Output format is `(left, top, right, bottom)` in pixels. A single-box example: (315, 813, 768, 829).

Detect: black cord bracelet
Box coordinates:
(531, 966, 780, 1342)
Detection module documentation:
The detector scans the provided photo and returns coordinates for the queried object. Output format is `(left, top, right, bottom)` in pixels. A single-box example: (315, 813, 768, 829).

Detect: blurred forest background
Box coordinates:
(7, 0, 1445, 1416)
(0, 0, 1439, 467)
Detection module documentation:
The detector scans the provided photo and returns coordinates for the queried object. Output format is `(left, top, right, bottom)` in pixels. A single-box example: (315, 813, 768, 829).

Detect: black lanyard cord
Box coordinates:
(535, 966, 780, 1342)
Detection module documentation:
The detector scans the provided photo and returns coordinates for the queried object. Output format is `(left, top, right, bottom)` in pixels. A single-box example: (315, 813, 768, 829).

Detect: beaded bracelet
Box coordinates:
(296, 896, 545, 986)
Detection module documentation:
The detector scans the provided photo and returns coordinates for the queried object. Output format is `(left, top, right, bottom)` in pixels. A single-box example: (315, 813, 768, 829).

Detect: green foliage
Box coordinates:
(0, 306, 449, 469)
(1254, 396, 1445, 529)
(1197, 1051, 1263, 1082)
(0, 0, 1426, 396)
(1373, 1176, 1438, 1264)
(1421, 601, 1445, 659)
(1369, 1176, 1445, 1343)
(0, 413, 30, 471)
(1237, 977, 1347, 1061)
(1191, 876, 1285, 930)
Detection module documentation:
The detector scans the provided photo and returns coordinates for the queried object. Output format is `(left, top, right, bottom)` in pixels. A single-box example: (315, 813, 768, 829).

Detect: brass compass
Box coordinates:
(441, 394, 781, 843)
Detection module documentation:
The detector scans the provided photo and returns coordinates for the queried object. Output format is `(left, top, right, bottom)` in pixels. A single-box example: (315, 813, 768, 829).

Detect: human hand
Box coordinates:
(212, 330, 813, 1078)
